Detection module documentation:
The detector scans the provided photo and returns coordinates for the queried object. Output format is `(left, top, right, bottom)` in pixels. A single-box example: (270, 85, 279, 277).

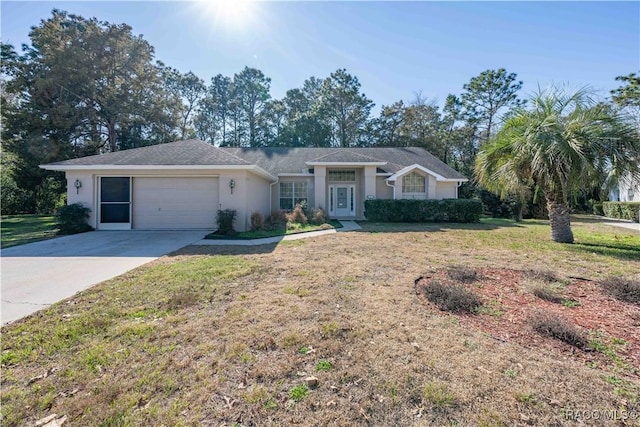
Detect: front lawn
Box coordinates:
(0, 215, 58, 248)
(1, 217, 638, 426)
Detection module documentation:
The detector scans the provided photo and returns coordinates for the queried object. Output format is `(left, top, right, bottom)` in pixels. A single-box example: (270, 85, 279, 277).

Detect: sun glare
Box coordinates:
(197, 0, 257, 31)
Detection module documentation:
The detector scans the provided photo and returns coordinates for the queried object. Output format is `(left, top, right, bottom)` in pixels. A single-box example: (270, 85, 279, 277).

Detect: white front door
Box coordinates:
(329, 185, 355, 217)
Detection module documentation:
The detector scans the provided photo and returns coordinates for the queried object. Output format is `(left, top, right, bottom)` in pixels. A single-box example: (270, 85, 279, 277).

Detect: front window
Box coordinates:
(328, 170, 356, 182)
(402, 172, 425, 193)
(279, 182, 308, 210)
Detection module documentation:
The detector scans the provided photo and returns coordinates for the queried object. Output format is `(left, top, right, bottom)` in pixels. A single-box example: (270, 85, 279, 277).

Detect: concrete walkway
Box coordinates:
(602, 219, 640, 232)
(193, 220, 362, 246)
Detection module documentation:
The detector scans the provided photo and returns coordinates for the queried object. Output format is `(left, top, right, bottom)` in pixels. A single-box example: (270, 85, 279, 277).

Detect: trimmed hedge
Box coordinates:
(602, 202, 640, 223)
(364, 199, 482, 223)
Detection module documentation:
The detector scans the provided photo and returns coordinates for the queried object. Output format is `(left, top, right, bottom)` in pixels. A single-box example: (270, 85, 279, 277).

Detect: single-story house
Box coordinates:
(608, 172, 640, 202)
(40, 139, 468, 231)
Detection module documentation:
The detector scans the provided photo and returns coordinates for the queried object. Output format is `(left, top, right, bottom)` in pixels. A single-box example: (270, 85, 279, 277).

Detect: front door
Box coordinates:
(330, 185, 355, 217)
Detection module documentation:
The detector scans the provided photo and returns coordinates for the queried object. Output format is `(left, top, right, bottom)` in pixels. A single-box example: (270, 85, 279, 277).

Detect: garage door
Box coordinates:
(132, 177, 219, 229)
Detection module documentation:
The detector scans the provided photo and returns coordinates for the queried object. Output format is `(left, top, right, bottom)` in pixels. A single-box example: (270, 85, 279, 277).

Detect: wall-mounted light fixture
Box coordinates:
(229, 179, 235, 194)
(74, 179, 82, 194)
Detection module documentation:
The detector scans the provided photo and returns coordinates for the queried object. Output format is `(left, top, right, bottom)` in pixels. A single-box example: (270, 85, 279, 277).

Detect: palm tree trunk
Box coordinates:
(547, 198, 574, 243)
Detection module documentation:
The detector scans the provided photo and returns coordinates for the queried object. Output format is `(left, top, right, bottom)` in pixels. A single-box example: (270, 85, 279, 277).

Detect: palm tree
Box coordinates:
(476, 86, 640, 243)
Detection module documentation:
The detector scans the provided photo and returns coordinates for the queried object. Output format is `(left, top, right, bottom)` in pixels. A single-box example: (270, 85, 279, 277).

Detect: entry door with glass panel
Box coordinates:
(99, 177, 131, 229)
(330, 184, 355, 217)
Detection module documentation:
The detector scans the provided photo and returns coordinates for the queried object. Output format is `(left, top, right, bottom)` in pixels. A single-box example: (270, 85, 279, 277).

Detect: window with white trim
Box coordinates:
(279, 182, 308, 210)
(402, 172, 425, 193)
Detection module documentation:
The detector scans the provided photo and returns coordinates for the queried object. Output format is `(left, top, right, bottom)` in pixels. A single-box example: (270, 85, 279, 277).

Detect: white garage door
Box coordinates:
(132, 177, 219, 229)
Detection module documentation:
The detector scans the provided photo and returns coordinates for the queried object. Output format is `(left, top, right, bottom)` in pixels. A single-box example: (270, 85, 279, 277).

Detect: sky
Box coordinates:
(1, 1, 639, 112)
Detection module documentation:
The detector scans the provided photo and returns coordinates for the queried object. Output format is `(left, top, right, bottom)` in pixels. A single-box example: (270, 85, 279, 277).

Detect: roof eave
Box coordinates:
(305, 161, 387, 166)
(39, 164, 277, 181)
(385, 164, 467, 182)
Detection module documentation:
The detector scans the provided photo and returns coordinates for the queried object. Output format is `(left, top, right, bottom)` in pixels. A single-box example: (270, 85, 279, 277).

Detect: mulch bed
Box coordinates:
(415, 268, 640, 376)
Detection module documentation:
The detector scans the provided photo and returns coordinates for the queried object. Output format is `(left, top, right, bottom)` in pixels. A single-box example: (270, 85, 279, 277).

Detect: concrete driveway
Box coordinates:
(1, 230, 207, 325)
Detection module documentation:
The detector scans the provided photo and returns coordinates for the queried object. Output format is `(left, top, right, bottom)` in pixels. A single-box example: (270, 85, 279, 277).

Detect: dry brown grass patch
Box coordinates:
(2, 220, 639, 426)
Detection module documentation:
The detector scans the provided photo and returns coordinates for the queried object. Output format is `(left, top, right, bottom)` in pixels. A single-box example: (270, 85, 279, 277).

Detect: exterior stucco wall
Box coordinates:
(376, 176, 394, 200)
(66, 171, 97, 228)
(435, 182, 459, 199)
(244, 172, 272, 231)
(64, 168, 273, 232)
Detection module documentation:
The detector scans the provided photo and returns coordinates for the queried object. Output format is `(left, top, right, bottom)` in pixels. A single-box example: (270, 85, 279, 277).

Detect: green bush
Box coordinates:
(602, 202, 640, 222)
(216, 209, 237, 236)
(364, 199, 482, 223)
(55, 203, 93, 235)
(592, 202, 604, 216)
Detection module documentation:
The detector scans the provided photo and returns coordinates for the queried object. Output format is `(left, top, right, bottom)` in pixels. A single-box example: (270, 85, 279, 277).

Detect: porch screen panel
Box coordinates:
(100, 177, 131, 223)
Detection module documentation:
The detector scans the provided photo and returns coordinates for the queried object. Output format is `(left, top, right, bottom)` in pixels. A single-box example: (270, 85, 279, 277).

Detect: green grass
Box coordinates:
(205, 220, 342, 240)
(1, 214, 58, 248)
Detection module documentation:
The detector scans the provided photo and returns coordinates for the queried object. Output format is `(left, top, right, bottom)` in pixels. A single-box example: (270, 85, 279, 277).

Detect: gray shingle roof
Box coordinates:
(224, 146, 467, 180)
(44, 139, 251, 166)
(307, 150, 386, 164)
(42, 139, 467, 181)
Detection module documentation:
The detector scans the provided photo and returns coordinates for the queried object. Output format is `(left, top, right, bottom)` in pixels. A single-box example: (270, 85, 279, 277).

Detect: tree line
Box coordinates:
(1, 9, 637, 219)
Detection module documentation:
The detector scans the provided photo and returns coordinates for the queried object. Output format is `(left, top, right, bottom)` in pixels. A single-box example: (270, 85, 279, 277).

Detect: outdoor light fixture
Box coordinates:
(229, 179, 235, 194)
(74, 179, 82, 194)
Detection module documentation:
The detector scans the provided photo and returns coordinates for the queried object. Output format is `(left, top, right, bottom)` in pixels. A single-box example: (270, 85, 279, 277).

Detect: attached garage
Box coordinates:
(132, 177, 219, 229)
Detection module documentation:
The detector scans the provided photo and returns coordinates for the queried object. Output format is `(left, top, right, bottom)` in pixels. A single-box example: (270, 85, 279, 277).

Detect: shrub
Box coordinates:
(308, 207, 329, 225)
(287, 203, 308, 225)
(267, 210, 287, 229)
(422, 280, 481, 313)
(446, 266, 480, 283)
(216, 209, 237, 236)
(522, 269, 560, 284)
(603, 201, 640, 222)
(530, 284, 565, 304)
(250, 211, 265, 231)
(364, 199, 482, 223)
(529, 311, 586, 348)
(600, 277, 640, 305)
(592, 201, 604, 216)
(55, 203, 93, 235)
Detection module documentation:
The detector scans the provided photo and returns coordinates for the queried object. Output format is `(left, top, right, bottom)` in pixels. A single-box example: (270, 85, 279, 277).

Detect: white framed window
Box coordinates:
(279, 182, 308, 210)
(402, 172, 425, 193)
(328, 170, 356, 182)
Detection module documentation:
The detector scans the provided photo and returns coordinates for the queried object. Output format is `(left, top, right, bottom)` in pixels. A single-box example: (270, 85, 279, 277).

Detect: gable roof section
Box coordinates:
(306, 150, 386, 165)
(386, 164, 465, 182)
(224, 146, 467, 180)
(42, 139, 252, 167)
(39, 139, 467, 182)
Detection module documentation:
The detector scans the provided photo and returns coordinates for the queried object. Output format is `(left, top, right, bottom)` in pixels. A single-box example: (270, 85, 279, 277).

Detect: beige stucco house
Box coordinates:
(41, 139, 468, 231)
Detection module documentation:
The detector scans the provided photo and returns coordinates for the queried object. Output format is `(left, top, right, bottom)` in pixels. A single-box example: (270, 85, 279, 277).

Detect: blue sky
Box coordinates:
(2, 1, 638, 112)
